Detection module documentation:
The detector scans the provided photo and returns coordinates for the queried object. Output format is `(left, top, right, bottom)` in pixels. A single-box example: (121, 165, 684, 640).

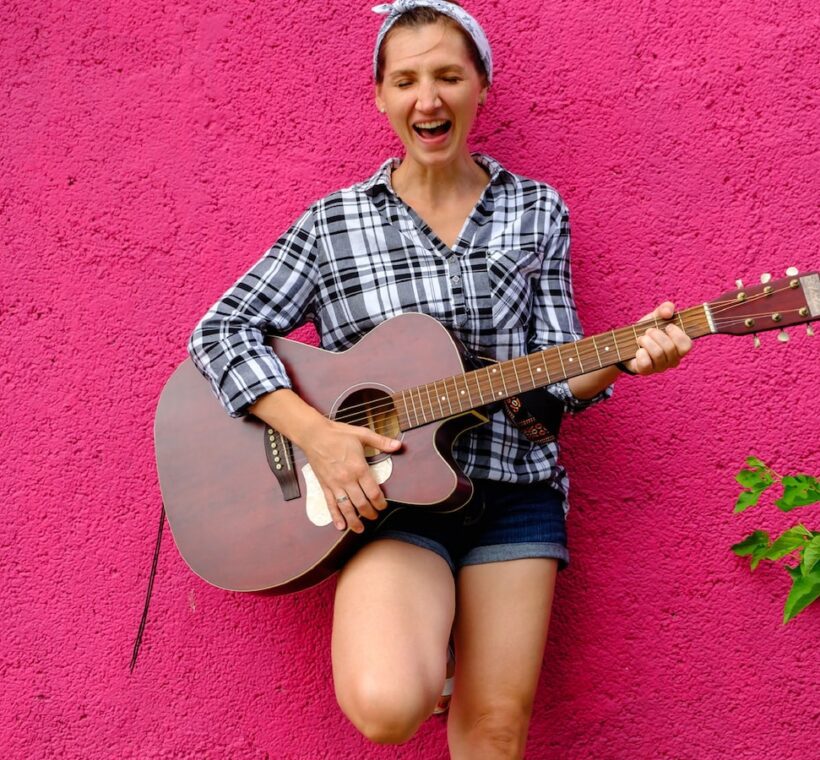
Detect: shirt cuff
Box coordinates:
(213, 351, 293, 418)
(545, 379, 613, 413)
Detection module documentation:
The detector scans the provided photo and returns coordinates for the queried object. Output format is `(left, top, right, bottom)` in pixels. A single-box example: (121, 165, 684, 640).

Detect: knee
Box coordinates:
(461, 701, 531, 759)
(337, 677, 435, 745)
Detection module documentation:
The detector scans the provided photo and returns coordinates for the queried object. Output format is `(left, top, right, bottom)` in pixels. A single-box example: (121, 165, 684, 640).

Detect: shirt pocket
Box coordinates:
(485, 248, 542, 330)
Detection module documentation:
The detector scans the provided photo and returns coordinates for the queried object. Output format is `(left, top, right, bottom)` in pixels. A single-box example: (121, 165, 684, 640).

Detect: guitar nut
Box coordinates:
(771, 313, 782, 322)
(745, 318, 755, 327)
(790, 279, 799, 288)
(763, 286, 773, 295)
(799, 307, 809, 317)
(736, 292, 746, 301)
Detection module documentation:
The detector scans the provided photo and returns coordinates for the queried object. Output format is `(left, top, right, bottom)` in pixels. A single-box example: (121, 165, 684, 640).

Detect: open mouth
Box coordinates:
(412, 120, 452, 139)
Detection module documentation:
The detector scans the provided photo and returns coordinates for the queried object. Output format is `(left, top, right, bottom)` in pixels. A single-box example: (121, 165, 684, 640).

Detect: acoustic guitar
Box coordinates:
(154, 271, 818, 593)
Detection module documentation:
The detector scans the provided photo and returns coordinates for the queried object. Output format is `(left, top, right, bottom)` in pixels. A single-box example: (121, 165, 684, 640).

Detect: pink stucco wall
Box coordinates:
(2, 0, 818, 757)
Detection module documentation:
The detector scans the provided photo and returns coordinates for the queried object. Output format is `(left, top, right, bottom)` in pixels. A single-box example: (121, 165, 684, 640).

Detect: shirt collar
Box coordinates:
(359, 153, 510, 196)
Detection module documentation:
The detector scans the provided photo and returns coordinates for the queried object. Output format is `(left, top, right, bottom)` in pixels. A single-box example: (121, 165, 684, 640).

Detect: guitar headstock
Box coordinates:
(707, 269, 819, 338)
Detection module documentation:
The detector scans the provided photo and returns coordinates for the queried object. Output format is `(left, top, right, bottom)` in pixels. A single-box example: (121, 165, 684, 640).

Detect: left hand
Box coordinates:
(623, 301, 693, 375)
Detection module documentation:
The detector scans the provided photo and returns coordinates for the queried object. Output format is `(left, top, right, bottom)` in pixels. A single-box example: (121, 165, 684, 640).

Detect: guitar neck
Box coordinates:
(393, 305, 712, 430)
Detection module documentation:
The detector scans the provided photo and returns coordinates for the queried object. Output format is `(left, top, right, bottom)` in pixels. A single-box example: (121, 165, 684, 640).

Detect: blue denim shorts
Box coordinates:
(373, 479, 569, 573)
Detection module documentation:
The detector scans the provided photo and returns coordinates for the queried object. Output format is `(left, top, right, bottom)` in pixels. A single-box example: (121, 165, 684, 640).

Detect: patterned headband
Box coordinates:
(372, 0, 493, 84)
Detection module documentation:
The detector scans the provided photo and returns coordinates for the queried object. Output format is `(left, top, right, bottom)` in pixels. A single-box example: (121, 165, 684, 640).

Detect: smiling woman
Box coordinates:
(185, 1, 692, 757)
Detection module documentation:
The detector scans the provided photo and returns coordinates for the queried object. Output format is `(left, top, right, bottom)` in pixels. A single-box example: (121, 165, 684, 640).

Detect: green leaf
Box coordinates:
(802, 535, 820, 574)
(763, 526, 813, 562)
(775, 475, 820, 511)
(783, 562, 820, 623)
(745, 456, 769, 469)
(736, 467, 774, 491)
(731, 530, 770, 556)
(732, 531, 772, 570)
(734, 489, 764, 513)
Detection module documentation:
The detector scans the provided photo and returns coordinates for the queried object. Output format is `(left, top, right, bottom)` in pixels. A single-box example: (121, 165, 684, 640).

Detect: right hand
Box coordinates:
(301, 418, 402, 533)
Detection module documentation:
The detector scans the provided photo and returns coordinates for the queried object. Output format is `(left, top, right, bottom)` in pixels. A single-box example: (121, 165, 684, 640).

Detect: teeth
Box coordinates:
(415, 120, 448, 129)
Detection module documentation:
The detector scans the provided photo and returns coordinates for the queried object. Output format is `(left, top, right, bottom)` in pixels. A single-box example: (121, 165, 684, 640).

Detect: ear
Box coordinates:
(375, 84, 385, 114)
(478, 82, 489, 106)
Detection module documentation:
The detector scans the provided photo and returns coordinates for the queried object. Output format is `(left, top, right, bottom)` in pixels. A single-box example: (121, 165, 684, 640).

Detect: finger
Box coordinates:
(322, 485, 347, 531)
(637, 335, 669, 372)
(353, 427, 402, 453)
(664, 324, 693, 356)
(647, 327, 679, 368)
(348, 479, 379, 522)
(359, 471, 388, 512)
(633, 347, 653, 374)
(336, 492, 366, 534)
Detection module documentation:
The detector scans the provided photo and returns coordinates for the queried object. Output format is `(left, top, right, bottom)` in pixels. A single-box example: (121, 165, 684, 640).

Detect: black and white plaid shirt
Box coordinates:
(188, 154, 612, 508)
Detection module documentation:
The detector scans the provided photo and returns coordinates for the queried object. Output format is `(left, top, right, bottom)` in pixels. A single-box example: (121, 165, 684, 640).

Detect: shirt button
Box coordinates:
(451, 275, 461, 285)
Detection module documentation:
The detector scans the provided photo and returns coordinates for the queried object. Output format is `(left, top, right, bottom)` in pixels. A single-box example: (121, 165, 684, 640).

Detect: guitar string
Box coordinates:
(271, 287, 808, 430)
(293, 302, 807, 427)
(276, 304, 811, 467)
(285, 304, 809, 430)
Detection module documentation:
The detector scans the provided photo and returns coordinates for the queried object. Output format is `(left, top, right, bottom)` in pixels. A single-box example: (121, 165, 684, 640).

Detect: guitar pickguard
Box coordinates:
(302, 458, 394, 526)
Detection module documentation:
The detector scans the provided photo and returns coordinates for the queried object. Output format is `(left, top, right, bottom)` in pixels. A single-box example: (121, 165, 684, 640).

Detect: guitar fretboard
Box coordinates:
(392, 305, 712, 430)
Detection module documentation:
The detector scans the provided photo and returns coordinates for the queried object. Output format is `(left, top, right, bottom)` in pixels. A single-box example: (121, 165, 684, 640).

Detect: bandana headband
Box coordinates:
(372, 0, 493, 84)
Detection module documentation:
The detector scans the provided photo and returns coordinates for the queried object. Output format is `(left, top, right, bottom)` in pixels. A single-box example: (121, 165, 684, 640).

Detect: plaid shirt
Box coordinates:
(188, 154, 612, 507)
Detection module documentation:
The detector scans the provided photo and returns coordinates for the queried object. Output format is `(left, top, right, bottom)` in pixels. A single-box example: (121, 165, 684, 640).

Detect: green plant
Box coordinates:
(731, 457, 820, 623)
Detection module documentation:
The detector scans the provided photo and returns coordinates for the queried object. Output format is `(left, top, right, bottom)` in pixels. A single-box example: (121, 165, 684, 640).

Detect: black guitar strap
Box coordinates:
(130, 502, 165, 673)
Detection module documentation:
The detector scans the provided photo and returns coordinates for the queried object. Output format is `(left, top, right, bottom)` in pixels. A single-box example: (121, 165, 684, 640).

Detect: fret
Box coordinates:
(574, 342, 584, 372)
(412, 387, 426, 424)
(472, 369, 486, 405)
(556, 346, 567, 377)
(612, 329, 622, 361)
(494, 364, 509, 398)
(632, 324, 640, 351)
(539, 351, 552, 383)
(448, 376, 461, 414)
(443, 379, 455, 416)
(432, 380, 445, 418)
(677, 312, 686, 332)
(525, 354, 537, 390)
(424, 383, 435, 421)
(510, 358, 523, 394)
(591, 335, 603, 368)
(458, 375, 470, 411)
(406, 388, 418, 427)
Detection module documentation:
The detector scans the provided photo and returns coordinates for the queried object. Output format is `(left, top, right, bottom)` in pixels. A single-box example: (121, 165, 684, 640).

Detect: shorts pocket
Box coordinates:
(486, 248, 542, 330)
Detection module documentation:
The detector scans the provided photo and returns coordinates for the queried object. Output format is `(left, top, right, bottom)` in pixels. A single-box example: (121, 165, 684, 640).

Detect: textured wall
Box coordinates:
(2, 0, 818, 757)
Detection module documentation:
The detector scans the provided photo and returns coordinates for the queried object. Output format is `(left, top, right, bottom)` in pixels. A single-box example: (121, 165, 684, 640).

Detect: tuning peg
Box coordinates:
(754, 335, 761, 348)
(777, 331, 790, 343)
(760, 273, 772, 283)
(735, 279, 744, 288)
(785, 267, 799, 277)
(808, 325, 815, 337)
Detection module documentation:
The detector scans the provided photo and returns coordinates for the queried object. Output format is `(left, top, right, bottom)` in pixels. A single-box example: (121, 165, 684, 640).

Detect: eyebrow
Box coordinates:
(388, 65, 466, 79)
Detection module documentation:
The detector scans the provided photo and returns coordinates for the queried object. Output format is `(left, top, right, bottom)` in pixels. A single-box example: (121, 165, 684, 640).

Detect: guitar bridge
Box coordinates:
(264, 427, 300, 501)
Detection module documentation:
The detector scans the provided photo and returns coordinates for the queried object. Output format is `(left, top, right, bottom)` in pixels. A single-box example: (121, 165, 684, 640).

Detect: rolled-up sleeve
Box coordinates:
(527, 197, 613, 413)
(187, 208, 320, 417)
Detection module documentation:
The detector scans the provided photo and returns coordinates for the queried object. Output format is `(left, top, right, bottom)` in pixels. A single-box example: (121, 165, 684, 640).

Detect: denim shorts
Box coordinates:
(372, 479, 569, 574)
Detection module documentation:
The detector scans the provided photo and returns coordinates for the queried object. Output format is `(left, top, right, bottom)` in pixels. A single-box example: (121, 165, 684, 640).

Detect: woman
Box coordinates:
(188, 1, 692, 756)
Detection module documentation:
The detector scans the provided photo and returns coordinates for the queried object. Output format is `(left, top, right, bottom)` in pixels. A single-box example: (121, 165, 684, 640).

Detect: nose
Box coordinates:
(416, 80, 441, 112)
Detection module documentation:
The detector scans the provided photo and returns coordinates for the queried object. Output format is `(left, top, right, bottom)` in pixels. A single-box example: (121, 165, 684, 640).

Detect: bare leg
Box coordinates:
(447, 558, 559, 759)
(332, 538, 455, 744)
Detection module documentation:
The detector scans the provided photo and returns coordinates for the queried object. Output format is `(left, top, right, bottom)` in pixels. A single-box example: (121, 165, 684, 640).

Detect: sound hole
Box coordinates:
(335, 389, 401, 460)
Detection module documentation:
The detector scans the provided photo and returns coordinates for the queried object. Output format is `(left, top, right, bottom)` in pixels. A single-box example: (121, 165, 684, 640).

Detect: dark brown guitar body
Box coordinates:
(155, 313, 485, 593)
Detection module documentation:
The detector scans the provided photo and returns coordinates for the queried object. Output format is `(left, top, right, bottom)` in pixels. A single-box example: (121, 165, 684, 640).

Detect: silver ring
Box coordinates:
(336, 495, 350, 504)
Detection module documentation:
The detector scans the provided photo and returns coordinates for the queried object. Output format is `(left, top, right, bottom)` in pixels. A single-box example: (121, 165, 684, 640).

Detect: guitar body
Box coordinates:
(154, 313, 486, 593)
